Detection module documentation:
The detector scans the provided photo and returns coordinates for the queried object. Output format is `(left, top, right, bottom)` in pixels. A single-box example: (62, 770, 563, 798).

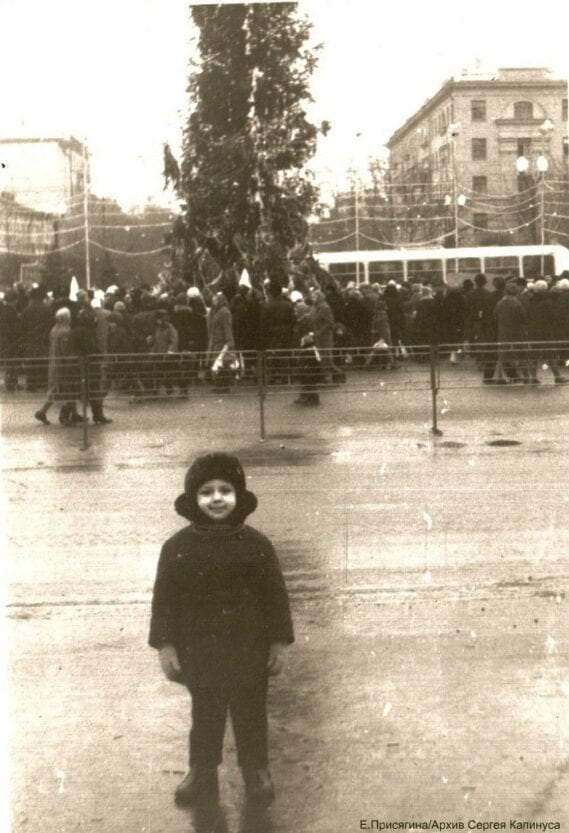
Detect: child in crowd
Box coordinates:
(149, 452, 294, 806)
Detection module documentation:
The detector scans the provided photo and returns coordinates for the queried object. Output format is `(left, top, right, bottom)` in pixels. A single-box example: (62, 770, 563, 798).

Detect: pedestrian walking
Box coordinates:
(69, 308, 113, 424)
(149, 452, 294, 806)
(34, 307, 77, 425)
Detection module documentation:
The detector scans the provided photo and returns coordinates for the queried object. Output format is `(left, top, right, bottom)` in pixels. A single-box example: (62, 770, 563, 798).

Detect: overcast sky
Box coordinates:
(1, 0, 568, 209)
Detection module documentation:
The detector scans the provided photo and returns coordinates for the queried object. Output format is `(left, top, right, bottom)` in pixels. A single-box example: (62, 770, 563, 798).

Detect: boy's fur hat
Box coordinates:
(175, 452, 257, 524)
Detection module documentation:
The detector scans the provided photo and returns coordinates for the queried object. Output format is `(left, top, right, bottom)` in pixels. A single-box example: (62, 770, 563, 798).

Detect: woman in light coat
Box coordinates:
(34, 308, 77, 425)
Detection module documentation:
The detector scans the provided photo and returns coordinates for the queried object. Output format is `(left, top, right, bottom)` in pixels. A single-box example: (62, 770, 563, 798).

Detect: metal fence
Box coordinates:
(2, 341, 569, 448)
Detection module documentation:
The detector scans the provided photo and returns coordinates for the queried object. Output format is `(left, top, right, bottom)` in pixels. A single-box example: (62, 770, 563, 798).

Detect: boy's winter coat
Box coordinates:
(149, 524, 294, 689)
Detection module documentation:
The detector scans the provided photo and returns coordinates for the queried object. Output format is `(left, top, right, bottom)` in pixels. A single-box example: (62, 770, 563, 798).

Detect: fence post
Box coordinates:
(257, 351, 266, 441)
(429, 346, 443, 437)
(80, 356, 90, 450)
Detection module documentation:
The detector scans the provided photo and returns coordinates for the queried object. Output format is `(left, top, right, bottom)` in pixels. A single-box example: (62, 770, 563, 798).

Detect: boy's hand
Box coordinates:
(158, 644, 182, 682)
(267, 642, 288, 676)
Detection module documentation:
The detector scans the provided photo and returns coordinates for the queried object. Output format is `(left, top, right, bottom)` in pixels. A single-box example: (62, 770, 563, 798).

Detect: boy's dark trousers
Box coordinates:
(188, 680, 269, 769)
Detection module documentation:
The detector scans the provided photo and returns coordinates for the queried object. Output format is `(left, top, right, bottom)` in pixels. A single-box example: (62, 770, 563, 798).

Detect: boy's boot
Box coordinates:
(242, 768, 275, 803)
(174, 767, 218, 805)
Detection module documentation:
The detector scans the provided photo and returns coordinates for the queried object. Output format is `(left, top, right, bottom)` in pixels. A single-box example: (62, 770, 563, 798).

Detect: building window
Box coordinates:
(517, 138, 532, 158)
(564, 139, 568, 160)
(471, 100, 486, 121)
(563, 99, 568, 121)
(473, 213, 489, 230)
(471, 138, 487, 161)
(514, 101, 534, 120)
(472, 176, 488, 194)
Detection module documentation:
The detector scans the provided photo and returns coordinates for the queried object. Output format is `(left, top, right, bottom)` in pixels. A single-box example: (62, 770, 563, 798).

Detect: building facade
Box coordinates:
(386, 68, 569, 247)
(0, 136, 87, 215)
(0, 192, 56, 286)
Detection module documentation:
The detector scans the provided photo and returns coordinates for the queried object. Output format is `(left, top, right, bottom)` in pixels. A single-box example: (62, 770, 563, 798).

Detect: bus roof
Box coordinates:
(315, 244, 569, 270)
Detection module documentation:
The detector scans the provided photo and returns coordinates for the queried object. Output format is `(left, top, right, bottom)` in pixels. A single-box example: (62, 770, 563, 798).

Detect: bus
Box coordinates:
(314, 244, 569, 287)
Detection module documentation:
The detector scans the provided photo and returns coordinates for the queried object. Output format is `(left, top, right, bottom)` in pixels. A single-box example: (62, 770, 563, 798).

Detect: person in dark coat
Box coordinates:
(465, 274, 490, 356)
(20, 286, 53, 391)
(292, 301, 322, 405)
(357, 285, 377, 349)
(494, 281, 528, 383)
(259, 282, 295, 352)
(324, 281, 348, 373)
(146, 310, 179, 395)
(230, 273, 259, 376)
(343, 288, 370, 365)
(131, 293, 157, 396)
(526, 281, 568, 384)
(437, 286, 467, 359)
(106, 312, 135, 393)
(0, 290, 22, 391)
(383, 282, 406, 349)
(186, 289, 209, 353)
(311, 288, 343, 384)
(478, 276, 506, 383)
(149, 453, 294, 806)
(260, 281, 296, 385)
(553, 279, 569, 362)
(412, 286, 439, 354)
(170, 292, 200, 395)
(367, 297, 394, 369)
(68, 308, 113, 424)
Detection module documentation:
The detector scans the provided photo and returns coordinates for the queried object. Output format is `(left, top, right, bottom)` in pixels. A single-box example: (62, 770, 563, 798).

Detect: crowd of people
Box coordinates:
(1, 266, 569, 424)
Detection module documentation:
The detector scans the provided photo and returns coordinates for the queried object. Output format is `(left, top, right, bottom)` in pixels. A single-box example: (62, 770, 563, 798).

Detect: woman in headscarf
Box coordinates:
(34, 308, 78, 426)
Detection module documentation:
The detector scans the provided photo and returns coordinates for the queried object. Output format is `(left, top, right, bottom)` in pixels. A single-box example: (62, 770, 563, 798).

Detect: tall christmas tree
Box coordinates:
(165, 3, 325, 291)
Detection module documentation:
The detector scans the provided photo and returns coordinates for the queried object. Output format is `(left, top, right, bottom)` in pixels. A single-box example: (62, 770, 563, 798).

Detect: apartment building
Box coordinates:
(386, 68, 568, 245)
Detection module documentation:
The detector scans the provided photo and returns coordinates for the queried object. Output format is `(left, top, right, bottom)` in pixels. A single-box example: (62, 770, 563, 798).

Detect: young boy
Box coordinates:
(149, 452, 294, 806)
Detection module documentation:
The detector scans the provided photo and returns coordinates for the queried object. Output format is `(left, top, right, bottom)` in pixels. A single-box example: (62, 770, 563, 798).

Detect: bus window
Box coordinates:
(484, 256, 520, 278)
(408, 259, 445, 286)
(445, 257, 481, 287)
(329, 263, 358, 286)
(369, 261, 404, 283)
(523, 254, 554, 278)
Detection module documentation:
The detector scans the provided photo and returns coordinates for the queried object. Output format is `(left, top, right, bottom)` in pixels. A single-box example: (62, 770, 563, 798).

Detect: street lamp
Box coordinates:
(353, 131, 363, 285)
(516, 152, 549, 271)
(444, 192, 467, 272)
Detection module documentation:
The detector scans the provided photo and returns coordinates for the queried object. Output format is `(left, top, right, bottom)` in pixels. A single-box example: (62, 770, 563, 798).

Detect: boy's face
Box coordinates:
(196, 479, 237, 521)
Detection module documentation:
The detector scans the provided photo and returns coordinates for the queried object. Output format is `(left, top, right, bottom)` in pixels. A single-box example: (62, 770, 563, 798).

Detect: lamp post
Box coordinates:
(82, 141, 91, 290)
(516, 152, 549, 272)
(444, 192, 466, 274)
(353, 131, 362, 285)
